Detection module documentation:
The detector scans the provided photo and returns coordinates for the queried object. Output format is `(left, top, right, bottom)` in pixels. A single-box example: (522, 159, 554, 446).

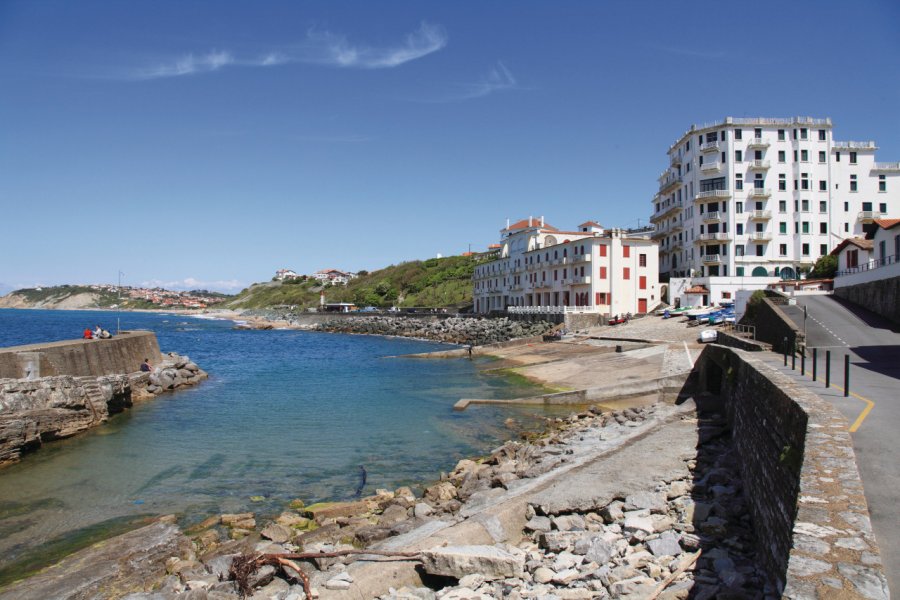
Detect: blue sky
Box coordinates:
(2, 1, 899, 294)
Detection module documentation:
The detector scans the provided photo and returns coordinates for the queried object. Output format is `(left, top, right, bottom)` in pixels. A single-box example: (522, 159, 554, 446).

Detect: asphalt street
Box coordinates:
(772, 294, 900, 592)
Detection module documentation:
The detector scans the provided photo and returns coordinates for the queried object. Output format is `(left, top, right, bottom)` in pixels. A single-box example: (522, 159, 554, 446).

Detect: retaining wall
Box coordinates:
(692, 345, 888, 596)
(833, 275, 900, 325)
(746, 298, 803, 354)
(0, 331, 162, 379)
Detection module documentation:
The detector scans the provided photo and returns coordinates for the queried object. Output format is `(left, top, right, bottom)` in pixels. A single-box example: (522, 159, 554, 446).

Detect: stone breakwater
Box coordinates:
(313, 316, 556, 346)
(0, 352, 206, 466)
(6, 401, 778, 599)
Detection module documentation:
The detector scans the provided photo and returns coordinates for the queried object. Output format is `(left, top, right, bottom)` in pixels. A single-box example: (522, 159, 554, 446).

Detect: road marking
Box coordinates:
(683, 341, 694, 368)
(776, 357, 874, 432)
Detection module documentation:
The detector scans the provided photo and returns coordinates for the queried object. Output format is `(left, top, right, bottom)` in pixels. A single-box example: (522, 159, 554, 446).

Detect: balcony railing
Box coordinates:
(749, 159, 770, 170)
(700, 161, 722, 172)
(749, 232, 772, 241)
(833, 141, 876, 150)
(651, 200, 683, 221)
(702, 254, 723, 264)
(670, 222, 684, 232)
(695, 189, 732, 201)
(651, 227, 667, 240)
(873, 162, 900, 172)
(747, 187, 772, 198)
(670, 153, 682, 166)
(571, 275, 592, 285)
(570, 254, 592, 264)
(747, 137, 770, 149)
(508, 306, 602, 315)
(836, 253, 900, 277)
(696, 233, 732, 242)
(699, 141, 720, 153)
(658, 175, 683, 194)
(702, 211, 722, 222)
(749, 210, 772, 220)
(858, 211, 887, 223)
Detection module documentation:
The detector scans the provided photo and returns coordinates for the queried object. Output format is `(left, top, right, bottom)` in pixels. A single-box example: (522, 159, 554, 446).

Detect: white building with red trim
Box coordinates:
(472, 217, 660, 317)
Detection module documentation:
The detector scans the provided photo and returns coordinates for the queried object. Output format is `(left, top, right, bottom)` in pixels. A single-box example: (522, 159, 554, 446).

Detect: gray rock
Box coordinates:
(552, 514, 586, 531)
(533, 567, 555, 584)
(525, 516, 552, 533)
(647, 531, 682, 557)
(414, 503, 433, 519)
(421, 545, 525, 580)
(260, 523, 292, 544)
(837, 564, 890, 600)
(624, 491, 667, 513)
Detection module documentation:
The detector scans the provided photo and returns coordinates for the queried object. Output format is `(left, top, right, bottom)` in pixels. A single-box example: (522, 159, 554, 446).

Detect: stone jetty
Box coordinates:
(313, 316, 555, 346)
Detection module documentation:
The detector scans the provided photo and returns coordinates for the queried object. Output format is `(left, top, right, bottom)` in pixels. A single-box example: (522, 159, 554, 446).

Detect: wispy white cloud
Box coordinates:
(415, 61, 520, 103)
(140, 278, 245, 293)
(125, 22, 446, 80)
(303, 22, 447, 69)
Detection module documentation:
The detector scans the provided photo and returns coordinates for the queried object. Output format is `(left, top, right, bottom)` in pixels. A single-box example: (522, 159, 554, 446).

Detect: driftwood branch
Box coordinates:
(647, 549, 701, 600)
(230, 549, 423, 598)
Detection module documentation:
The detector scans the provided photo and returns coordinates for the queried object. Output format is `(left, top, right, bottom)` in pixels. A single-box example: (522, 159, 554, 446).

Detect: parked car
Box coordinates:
(359, 306, 379, 313)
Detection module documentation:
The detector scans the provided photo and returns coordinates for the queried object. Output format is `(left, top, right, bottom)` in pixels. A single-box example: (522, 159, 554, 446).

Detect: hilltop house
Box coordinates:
(275, 269, 301, 281)
(313, 269, 356, 285)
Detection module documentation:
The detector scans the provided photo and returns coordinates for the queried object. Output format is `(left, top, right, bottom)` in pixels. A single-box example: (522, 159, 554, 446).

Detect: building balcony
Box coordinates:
(570, 254, 592, 264)
(747, 187, 772, 198)
(650, 200, 683, 221)
(749, 210, 772, 220)
(872, 162, 900, 172)
(694, 189, 732, 202)
(651, 227, 667, 240)
(670, 222, 684, 232)
(702, 210, 722, 223)
(858, 211, 887, 223)
(671, 241, 683, 252)
(747, 136, 770, 149)
(571, 275, 592, 285)
(658, 175, 682, 194)
(700, 161, 723, 173)
(696, 233, 732, 243)
(670, 153, 682, 167)
(699, 141, 720, 153)
(702, 254, 723, 264)
(749, 232, 772, 241)
(749, 159, 771, 171)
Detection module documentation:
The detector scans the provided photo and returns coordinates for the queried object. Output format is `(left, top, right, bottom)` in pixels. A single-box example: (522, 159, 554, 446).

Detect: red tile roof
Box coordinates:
(874, 218, 900, 230)
(579, 221, 603, 228)
(685, 286, 710, 294)
(830, 237, 873, 256)
(505, 218, 557, 231)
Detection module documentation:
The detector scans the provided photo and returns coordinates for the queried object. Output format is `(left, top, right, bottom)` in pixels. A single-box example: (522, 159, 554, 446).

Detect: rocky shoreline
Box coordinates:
(1, 398, 772, 599)
(311, 316, 556, 346)
(0, 352, 207, 467)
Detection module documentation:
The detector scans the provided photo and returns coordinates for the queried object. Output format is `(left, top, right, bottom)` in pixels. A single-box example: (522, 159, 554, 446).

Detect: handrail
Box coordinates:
(836, 254, 899, 277)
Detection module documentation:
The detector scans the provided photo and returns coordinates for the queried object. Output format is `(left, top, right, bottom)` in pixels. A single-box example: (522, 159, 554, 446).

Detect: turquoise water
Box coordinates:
(0, 309, 558, 576)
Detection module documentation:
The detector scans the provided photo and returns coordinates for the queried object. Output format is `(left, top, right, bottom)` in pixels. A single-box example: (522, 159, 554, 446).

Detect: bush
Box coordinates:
(810, 254, 838, 279)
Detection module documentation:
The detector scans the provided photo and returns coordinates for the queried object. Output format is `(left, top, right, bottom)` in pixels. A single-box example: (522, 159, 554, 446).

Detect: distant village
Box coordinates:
(274, 268, 357, 285)
(86, 284, 229, 309)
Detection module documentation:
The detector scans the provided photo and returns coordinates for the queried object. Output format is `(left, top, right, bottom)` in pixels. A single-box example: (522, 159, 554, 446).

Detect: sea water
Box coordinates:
(0, 309, 561, 580)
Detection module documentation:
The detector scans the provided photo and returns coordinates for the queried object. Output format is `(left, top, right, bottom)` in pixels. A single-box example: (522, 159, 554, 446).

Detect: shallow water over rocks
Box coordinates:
(0, 309, 563, 580)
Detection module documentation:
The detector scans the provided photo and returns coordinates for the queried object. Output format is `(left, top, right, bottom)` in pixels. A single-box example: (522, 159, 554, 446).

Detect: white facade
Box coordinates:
(651, 117, 900, 297)
(275, 269, 300, 281)
(834, 219, 900, 287)
(312, 269, 355, 285)
(472, 218, 660, 317)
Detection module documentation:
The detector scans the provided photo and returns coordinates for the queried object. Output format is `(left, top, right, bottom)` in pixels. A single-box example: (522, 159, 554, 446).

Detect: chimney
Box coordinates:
(529, 216, 533, 227)
(541, 215, 544, 227)
(506, 218, 510, 229)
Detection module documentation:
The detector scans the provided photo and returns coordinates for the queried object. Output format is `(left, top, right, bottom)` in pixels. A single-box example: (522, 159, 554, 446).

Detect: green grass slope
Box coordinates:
(229, 255, 479, 310)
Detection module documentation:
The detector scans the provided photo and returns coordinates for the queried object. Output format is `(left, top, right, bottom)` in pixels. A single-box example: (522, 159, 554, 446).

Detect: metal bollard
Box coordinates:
(801, 348, 805, 376)
(812, 348, 817, 382)
(792, 346, 796, 371)
(825, 350, 831, 388)
(844, 354, 850, 397)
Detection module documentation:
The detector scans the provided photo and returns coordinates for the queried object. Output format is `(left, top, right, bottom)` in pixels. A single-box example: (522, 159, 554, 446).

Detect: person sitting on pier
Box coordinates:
(83, 328, 93, 339)
(93, 325, 103, 338)
(140, 358, 152, 373)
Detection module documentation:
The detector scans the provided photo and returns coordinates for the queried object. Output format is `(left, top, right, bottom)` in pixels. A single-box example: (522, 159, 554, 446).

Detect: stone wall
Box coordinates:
(0, 330, 162, 379)
(714, 330, 768, 352)
(692, 345, 888, 596)
(833, 275, 900, 325)
(313, 316, 554, 346)
(745, 298, 803, 354)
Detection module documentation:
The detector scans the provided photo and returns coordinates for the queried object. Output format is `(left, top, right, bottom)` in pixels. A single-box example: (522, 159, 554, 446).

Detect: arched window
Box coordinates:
(780, 267, 796, 280)
(751, 266, 769, 277)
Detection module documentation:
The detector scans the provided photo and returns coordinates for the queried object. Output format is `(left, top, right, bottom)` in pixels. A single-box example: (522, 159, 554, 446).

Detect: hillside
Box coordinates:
(0, 285, 229, 310)
(229, 255, 479, 310)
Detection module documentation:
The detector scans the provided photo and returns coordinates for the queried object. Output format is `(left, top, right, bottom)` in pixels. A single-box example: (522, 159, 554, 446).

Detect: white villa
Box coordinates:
(274, 269, 301, 281)
(312, 269, 356, 285)
(651, 117, 900, 306)
(472, 217, 660, 317)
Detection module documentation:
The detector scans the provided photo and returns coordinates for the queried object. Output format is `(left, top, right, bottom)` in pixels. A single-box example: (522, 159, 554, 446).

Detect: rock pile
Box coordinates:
(141, 352, 208, 397)
(314, 317, 555, 345)
(127, 405, 770, 600)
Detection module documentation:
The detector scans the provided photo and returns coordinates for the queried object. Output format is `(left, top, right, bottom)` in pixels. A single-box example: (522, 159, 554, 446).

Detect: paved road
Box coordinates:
(776, 294, 900, 592)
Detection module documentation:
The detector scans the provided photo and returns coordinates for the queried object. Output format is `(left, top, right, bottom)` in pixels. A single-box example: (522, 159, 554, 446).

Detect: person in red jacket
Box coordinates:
(83, 328, 93, 339)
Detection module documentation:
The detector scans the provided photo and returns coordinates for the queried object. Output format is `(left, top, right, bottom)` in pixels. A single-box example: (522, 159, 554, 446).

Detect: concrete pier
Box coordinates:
(0, 331, 162, 379)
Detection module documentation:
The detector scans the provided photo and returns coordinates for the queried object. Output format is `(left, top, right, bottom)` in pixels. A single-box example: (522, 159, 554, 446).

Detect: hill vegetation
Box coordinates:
(0, 285, 229, 310)
(229, 255, 479, 310)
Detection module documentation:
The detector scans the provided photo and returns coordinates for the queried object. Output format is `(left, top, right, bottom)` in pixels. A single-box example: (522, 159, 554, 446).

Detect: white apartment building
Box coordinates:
(650, 117, 900, 304)
(472, 218, 660, 317)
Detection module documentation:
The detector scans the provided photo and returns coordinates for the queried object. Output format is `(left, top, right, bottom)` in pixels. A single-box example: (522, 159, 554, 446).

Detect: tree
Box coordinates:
(810, 254, 838, 279)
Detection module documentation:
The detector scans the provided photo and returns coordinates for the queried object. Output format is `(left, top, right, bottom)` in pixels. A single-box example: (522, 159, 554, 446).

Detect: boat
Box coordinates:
(685, 306, 716, 320)
(699, 329, 718, 343)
